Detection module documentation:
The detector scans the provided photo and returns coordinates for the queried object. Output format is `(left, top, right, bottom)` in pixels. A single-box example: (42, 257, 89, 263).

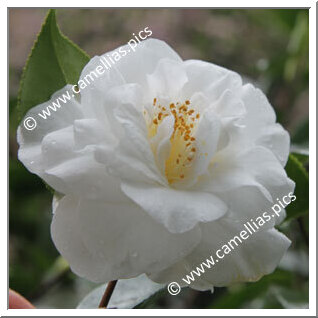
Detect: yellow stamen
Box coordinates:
(145, 98, 201, 184)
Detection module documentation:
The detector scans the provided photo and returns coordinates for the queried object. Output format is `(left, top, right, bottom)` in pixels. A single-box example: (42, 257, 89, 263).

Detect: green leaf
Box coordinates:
(292, 118, 309, 145)
(208, 270, 294, 309)
(269, 285, 308, 309)
(17, 9, 89, 120)
(134, 289, 166, 309)
(290, 144, 309, 157)
(285, 153, 309, 221)
(291, 152, 309, 165)
(9, 159, 45, 193)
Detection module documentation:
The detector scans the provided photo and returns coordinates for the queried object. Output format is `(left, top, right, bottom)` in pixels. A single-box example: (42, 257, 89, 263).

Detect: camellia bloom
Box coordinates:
(18, 39, 294, 291)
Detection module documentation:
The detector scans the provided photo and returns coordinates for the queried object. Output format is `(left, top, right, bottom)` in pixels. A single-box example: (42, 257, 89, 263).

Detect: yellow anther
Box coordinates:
(146, 98, 201, 184)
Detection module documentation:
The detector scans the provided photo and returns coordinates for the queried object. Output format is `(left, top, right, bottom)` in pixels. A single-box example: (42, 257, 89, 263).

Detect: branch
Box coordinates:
(98, 280, 118, 308)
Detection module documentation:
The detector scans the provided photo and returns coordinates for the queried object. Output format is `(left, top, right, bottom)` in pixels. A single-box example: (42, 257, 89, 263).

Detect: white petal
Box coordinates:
(197, 146, 294, 203)
(111, 100, 166, 184)
(149, 219, 290, 290)
(234, 83, 290, 162)
(19, 117, 124, 202)
(89, 82, 166, 185)
(239, 83, 276, 126)
(217, 186, 286, 227)
(189, 108, 221, 183)
(147, 58, 188, 100)
(182, 60, 242, 101)
(150, 115, 175, 176)
(106, 38, 182, 87)
(46, 155, 126, 202)
(78, 39, 182, 121)
(17, 85, 83, 144)
(121, 182, 227, 233)
(73, 118, 116, 150)
(210, 89, 246, 120)
(256, 123, 290, 166)
(78, 56, 125, 121)
(90, 83, 144, 139)
(51, 195, 201, 283)
(79, 39, 181, 104)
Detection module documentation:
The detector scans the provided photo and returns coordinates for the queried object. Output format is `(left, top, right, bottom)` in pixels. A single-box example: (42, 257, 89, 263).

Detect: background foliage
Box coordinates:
(9, 8, 309, 309)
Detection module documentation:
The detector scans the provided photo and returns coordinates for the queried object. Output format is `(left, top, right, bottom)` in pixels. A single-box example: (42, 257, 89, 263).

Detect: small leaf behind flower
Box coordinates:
(208, 269, 294, 309)
(17, 9, 89, 120)
(77, 274, 164, 309)
(285, 153, 309, 221)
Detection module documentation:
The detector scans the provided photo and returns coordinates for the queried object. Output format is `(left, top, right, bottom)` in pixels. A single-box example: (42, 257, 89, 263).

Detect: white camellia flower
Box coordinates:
(17, 39, 294, 291)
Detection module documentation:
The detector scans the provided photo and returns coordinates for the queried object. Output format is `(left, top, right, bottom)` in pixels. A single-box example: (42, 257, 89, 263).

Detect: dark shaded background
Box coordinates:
(9, 8, 309, 308)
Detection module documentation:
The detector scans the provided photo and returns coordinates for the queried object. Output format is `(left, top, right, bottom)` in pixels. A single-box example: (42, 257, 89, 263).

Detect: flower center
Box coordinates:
(145, 98, 200, 184)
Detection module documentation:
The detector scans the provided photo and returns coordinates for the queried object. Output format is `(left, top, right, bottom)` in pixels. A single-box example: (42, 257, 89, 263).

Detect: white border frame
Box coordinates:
(3, 1, 316, 316)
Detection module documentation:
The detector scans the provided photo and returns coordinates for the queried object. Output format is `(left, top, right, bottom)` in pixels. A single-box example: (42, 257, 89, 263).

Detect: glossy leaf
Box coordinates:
(17, 9, 89, 120)
(208, 270, 294, 309)
(285, 154, 309, 221)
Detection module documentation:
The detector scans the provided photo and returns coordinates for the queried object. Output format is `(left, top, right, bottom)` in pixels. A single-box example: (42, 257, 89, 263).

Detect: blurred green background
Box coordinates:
(9, 8, 309, 309)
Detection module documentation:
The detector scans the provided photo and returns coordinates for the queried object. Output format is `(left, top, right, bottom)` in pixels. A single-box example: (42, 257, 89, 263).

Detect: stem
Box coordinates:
(98, 280, 118, 308)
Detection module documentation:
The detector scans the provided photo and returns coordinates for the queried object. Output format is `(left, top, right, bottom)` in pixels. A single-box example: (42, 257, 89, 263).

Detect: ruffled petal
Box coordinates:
(256, 123, 290, 166)
(147, 58, 188, 101)
(182, 60, 242, 102)
(149, 115, 175, 176)
(149, 218, 290, 290)
(104, 96, 166, 185)
(17, 85, 83, 145)
(78, 39, 182, 121)
(188, 108, 221, 184)
(51, 195, 201, 283)
(196, 146, 294, 203)
(232, 84, 290, 166)
(121, 181, 227, 233)
(18, 102, 125, 201)
(105, 38, 182, 87)
(217, 186, 289, 227)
